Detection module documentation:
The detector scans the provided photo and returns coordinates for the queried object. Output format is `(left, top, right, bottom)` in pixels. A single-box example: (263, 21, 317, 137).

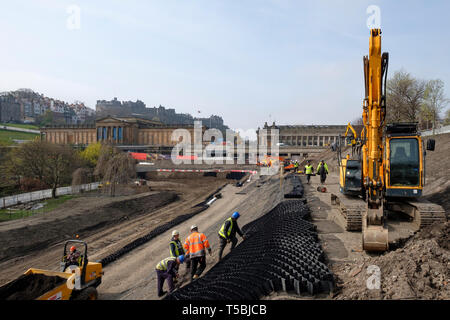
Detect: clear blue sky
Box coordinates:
(1, 0, 449, 132)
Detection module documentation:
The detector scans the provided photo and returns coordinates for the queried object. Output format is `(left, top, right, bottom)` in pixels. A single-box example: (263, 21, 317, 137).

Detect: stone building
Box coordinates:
(96, 98, 229, 133)
(41, 116, 204, 151)
(258, 122, 347, 147)
(0, 94, 21, 122)
(257, 122, 347, 158)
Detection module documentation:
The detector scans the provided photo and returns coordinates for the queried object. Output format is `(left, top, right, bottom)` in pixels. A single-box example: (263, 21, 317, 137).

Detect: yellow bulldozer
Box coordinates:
(0, 240, 103, 300)
(334, 29, 446, 252)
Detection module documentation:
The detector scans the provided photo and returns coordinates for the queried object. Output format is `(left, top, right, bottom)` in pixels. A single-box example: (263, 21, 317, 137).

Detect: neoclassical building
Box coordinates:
(257, 122, 347, 148)
(41, 116, 203, 147)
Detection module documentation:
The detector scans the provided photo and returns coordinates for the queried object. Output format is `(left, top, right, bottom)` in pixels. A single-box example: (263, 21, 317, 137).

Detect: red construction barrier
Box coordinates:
(129, 152, 148, 160)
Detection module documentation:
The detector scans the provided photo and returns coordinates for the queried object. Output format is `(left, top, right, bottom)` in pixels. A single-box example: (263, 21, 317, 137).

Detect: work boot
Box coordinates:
(158, 291, 167, 297)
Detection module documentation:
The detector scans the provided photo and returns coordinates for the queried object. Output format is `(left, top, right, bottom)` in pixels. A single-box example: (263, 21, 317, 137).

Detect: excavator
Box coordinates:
(334, 29, 446, 251)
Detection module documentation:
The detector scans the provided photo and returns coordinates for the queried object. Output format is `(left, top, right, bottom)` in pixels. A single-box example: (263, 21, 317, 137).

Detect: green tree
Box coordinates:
(37, 110, 54, 127)
(79, 142, 102, 167)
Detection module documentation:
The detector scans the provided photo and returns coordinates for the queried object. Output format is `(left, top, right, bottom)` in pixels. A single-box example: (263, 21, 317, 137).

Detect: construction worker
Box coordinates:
(184, 225, 211, 281)
(155, 255, 185, 297)
(316, 160, 329, 184)
(304, 161, 314, 184)
(169, 230, 190, 270)
(66, 246, 82, 268)
(218, 211, 246, 261)
(294, 161, 299, 173)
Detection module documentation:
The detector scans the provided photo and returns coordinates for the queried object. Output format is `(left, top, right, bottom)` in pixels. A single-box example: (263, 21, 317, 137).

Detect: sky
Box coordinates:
(1, 0, 449, 134)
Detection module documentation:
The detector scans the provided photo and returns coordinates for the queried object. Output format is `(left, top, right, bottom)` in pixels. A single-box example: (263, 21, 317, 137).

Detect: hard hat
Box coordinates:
(178, 255, 185, 264)
(70, 246, 76, 252)
(232, 211, 240, 219)
(190, 225, 198, 231)
(172, 230, 179, 236)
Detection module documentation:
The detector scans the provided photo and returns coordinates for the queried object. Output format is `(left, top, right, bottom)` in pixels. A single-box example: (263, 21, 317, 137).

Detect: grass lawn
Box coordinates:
(0, 195, 75, 222)
(0, 129, 40, 145)
(0, 123, 40, 130)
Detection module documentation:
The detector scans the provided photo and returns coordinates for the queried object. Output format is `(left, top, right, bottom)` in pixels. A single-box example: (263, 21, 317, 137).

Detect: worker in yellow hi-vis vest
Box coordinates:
(218, 212, 246, 261)
(304, 160, 314, 184)
(316, 160, 329, 184)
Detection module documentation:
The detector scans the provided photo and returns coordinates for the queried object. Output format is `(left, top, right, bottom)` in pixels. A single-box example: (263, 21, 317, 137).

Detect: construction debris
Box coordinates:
(333, 222, 449, 300)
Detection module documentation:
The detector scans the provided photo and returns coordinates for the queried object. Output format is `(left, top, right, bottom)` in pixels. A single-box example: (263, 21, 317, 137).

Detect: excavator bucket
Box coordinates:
(363, 226, 388, 251)
(362, 207, 389, 252)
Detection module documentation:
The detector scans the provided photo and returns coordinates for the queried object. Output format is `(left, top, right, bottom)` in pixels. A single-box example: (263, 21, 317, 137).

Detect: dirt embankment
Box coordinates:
(0, 192, 178, 262)
(423, 133, 450, 212)
(333, 222, 449, 300)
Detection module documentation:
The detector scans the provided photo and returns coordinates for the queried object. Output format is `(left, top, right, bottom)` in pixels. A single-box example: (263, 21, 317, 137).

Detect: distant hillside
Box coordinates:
(0, 89, 95, 126)
(1, 90, 231, 132)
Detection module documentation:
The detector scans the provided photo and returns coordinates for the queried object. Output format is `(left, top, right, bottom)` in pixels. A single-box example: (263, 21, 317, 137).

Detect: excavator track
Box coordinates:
(387, 199, 446, 230)
(331, 194, 364, 231)
(404, 200, 446, 229)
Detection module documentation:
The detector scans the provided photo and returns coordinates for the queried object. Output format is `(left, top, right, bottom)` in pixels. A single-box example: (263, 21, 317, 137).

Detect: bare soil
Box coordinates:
(332, 222, 449, 300)
(0, 174, 229, 287)
(423, 133, 450, 213)
(0, 191, 178, 262)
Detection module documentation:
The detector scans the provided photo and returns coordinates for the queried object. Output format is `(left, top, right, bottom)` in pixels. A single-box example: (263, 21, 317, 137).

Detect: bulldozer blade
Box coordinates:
(363, 225, 388, 252)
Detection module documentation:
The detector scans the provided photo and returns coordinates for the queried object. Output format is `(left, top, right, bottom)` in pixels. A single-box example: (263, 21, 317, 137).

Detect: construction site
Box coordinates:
(0, 128, 448, 301)
(0, 2, 449, 308)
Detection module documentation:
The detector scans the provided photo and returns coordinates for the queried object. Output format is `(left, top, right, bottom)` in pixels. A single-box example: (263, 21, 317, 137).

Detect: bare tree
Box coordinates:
(350, 117, 364, 137)
(102, 152, 136, 197)
(444, 108, 450, 126)
(422, 79, 449, 134)
(1, 141, 80, 198)
(44, 144, 80, 198)
(93, 143, 119, 179)
(72, 168, 93, 193)
(386, 70, 426, 123)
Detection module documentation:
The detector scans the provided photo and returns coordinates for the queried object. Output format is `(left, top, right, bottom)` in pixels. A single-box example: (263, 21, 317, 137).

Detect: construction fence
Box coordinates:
(0, 182, 100, 209)
(421, 125, 450, 137)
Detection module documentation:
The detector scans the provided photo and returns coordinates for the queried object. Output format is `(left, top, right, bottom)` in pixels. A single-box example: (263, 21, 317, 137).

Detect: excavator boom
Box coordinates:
(361, 29, 389, 251)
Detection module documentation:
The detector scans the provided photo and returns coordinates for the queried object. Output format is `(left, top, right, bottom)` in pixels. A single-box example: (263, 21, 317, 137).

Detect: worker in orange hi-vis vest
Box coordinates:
(184, 225, 211, 281)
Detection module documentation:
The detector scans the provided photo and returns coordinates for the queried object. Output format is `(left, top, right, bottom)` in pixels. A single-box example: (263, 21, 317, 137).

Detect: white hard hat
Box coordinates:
(190, 225, 198, 231)
(172, 230, 179, 236)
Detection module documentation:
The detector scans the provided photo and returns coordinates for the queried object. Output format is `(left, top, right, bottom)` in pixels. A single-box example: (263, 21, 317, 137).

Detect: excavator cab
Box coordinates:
(339, 159, 362, 195)
(385, 123, 423, 197)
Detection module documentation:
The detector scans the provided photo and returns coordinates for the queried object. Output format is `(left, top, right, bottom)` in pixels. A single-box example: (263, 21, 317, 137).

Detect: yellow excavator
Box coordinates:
(334, 29, 446, 251)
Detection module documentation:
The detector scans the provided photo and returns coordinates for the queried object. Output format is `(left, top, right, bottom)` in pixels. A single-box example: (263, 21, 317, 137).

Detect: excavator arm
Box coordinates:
(361, 29, 390, 251)
(344, 122, 357, 146)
